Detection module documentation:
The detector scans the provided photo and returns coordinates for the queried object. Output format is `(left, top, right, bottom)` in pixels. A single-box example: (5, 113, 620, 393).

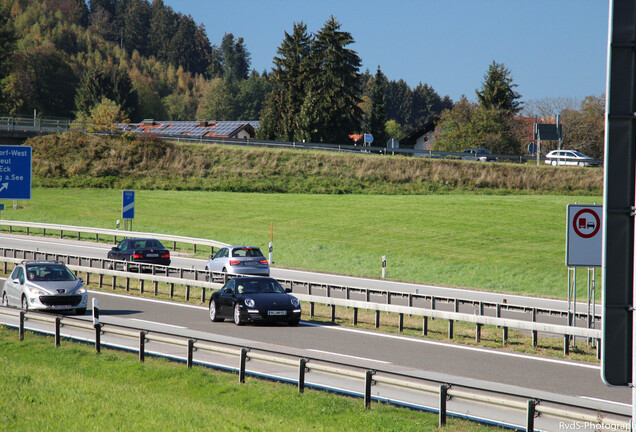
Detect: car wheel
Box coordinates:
(233, 303, 244, 326)
(21, 295, 29, 312)
(209, 300, 223, 322)
(579, 162, 585, 167)
(288, 319, 300, 326)
(1, 291, 8, 307)
(76, 308, 86, 315)
(551, 160, 557, 166)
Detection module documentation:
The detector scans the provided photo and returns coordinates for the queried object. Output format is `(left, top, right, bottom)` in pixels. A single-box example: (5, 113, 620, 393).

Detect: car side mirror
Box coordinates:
(13, 278, 21, 285)
(111, 247, 119, 251)
(285, 288, 292, 293)
(223, 288, 233, 294)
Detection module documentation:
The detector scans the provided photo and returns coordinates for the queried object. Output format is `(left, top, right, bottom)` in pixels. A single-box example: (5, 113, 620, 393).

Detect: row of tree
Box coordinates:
(0, 0, 604, 156)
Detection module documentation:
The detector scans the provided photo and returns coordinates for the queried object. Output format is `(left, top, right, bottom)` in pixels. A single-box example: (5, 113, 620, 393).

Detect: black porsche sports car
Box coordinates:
(209, 276, 301, 326)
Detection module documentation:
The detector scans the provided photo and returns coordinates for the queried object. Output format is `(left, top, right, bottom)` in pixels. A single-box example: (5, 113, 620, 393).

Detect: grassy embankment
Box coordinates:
(0, 327, 494, 432)
(0, 131, 603, 300)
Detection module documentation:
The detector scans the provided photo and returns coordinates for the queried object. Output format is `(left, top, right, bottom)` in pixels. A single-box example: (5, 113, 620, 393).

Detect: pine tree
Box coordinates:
(366, 66, 388, 147)
(258, 22, 312, 140)
(298, 16, 362, 144)
(476, 61, 522, 114)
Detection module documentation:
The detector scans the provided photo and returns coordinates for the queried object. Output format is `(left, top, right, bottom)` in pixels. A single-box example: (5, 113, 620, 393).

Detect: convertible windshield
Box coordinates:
(26, 265, 77, 282)
(236, 279, 285, 294)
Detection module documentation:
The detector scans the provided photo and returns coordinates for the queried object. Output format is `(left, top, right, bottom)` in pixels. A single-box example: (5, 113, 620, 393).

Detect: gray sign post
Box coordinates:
(602, 2, 635, 416)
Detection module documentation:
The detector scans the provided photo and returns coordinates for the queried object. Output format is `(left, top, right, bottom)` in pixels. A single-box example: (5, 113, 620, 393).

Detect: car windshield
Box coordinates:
(133, 239, 164, 249)
(232, 248, 264, 258)
(26, 265, 76, 282)
(571, 151, 587, 157)
(236, 279, 285, 294)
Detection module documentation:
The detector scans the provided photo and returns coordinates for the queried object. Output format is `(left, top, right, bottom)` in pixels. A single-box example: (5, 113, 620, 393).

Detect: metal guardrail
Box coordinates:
(0, 116, 69, 133)
(0, 306, 626, 431)
(0, 254, 601, 354)
(0, 220, 229, 254)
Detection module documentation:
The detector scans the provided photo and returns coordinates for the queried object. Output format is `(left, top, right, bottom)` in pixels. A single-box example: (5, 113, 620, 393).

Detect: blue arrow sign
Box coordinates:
(0, 145, 32, 200)
(122, 190, 135, 219)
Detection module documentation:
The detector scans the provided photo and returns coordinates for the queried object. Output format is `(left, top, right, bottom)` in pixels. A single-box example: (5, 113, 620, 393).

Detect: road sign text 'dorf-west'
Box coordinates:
(0, 145, 32, 200)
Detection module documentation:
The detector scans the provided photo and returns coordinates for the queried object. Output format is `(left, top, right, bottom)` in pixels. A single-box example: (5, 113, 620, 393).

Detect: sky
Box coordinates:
(163, 0, 609, 104)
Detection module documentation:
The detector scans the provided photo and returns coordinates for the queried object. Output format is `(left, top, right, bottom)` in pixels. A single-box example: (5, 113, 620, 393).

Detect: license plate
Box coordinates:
(146, 254, 158, 257)
(268, 310, 287, 316)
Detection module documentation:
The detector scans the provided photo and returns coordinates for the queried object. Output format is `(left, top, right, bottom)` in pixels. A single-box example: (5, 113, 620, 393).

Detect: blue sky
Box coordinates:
(164, 0, 609, 104)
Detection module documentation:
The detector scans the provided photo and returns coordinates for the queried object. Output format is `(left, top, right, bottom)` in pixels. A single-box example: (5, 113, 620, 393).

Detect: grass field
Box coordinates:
(0, 187, 602, 300)
(0, 327, 497, 432)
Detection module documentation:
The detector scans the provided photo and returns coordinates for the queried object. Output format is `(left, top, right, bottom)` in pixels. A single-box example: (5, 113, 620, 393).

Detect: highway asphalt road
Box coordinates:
(0, 233, 595, 314)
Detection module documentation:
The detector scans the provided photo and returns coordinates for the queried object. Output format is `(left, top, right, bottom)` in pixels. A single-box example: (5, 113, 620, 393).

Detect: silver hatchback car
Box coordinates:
(1, 261, 88, 314)
(206, 246, 270, 276)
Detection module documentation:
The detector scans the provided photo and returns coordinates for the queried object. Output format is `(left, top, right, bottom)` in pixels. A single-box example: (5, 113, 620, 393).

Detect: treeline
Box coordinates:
(0, 0, 453, 144)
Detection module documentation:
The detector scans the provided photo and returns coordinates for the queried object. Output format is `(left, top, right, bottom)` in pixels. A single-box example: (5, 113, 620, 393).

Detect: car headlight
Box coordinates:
(290, 297, 300, 308)
(244, 298, 255, 308)
(75, 285, 87, 295)
(26, 286, 47, 296)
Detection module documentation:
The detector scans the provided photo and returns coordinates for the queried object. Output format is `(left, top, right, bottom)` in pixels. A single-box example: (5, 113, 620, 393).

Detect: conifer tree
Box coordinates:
(297, 16, 362, 144)
(476, 61, 522, 114)
(366, 66, 388, 147)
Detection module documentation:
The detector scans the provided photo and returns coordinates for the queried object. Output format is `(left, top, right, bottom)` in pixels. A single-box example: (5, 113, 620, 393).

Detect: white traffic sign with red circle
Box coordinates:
(566, 204, 602, 267)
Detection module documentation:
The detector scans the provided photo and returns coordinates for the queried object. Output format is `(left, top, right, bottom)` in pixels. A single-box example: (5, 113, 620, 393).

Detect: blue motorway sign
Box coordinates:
(122, 190, 135, 219)
(0, 145, 32, 200)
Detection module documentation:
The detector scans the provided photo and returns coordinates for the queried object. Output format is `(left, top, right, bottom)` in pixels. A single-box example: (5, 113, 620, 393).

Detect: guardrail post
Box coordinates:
(55, 317, 61, 347)
(98, 273, 103, 288)
(502, 327, 508, 346)
(19, 311, 24, 341)
(140, 279, 144, 294)
(186, 285, 190, 301)
(170, 283, 174, 297)
(364, 370, 374, 409)
(597, 338, 601, 360)
(375, 310, 380, 328)
(423, 316, 428, 335)
(139, 331, 146, 363)
(201, 287, 206, 303)
(112, 276, 116, 290)
(330, 304, 336, 323)
(526, 399, 538, 432)
(564, 335, 570, 355)
(94, 323, 101, 353)
(298, 358, 307, 393)
(398, 313, 403, 332)
(532, 308, 538, 347)
(448, 320, 454, 339)
(353, 308, 358, 325)
(239, 348, 248, 383)
(187, 339, 194, 368)
(475, 323, 481, 343)
(126, 277, 130, 291)
(154, 281, 158, 296)
(310, 302, 314, 318)
(439, 384, 450, 427)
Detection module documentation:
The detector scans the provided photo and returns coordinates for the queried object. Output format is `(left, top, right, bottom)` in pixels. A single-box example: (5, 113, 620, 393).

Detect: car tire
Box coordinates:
(233, 303, 244, 326)
(579, 162, 585, 167)
(209, 300, 223, 322)
(76, 308, 86, 315)
(288, 319, 300, 326)
(551, 160, 557, 166)
(21, 295, 29, 312)
(1, 291, 8, 307)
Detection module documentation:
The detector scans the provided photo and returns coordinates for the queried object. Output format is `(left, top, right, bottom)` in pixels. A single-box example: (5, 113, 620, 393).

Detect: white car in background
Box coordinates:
(544, 150, 598, 167)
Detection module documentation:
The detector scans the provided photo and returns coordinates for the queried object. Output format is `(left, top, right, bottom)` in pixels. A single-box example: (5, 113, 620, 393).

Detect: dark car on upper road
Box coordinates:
(461, 148, 498, 162)
(208, 276, 301, 326)
(107, 238, 171, 270)
(1, 260, 88, 314)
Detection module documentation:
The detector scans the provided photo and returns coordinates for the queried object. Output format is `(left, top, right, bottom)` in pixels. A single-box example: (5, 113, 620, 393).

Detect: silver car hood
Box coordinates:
(26, 280, 83, 295)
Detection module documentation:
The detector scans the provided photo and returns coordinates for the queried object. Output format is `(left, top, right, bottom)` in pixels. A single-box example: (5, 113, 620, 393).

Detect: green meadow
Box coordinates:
(1, 188, 602, 299)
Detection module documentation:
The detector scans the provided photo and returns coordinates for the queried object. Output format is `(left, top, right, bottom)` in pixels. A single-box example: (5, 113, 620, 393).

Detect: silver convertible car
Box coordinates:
(1, 261, 88, 314)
